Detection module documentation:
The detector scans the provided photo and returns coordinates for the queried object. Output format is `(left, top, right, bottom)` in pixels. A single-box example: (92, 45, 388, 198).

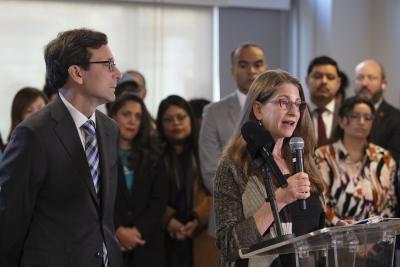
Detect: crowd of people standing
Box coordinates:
(0, 27, 399, 267)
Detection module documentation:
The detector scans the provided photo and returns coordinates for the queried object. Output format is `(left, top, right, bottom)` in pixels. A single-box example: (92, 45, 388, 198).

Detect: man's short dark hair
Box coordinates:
(230, 43, 265, 66)
(307, 55, 339, 76)
(44, 28, 108, 90)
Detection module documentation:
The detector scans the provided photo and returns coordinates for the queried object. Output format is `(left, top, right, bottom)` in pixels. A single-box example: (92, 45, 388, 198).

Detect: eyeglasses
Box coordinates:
(89, 58, 116, 72)
(347, 112, 375, 122)
(162, 114, 188, 125)
(265, 98, 307, 112)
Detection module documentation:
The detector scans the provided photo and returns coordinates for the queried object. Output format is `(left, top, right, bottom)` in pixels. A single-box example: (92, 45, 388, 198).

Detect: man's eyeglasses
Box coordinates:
(347, 112, 375, 122)
(265, 98, 307, 112)
(89, 58, 116, 72)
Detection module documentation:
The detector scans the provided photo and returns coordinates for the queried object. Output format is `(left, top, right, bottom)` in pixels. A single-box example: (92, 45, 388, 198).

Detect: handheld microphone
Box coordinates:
(289, 137, 307, 210)
(241, 121, 288, 188)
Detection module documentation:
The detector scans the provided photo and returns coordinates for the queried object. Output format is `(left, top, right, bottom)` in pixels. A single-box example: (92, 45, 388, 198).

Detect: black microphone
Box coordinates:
(241, 121, 288, 188)
(289, 137, 307, 210)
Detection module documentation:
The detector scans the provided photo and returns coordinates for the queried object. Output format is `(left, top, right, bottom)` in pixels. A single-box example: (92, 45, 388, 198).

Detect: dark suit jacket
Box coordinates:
(0, 97, 122, 267)
(114, 158, 168, 267)
(370, 100, 400, 161)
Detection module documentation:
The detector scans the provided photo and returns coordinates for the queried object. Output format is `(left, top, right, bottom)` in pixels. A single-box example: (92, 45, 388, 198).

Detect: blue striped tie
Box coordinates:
(81, 120, 100, 192)
(81, 120, 109, 267)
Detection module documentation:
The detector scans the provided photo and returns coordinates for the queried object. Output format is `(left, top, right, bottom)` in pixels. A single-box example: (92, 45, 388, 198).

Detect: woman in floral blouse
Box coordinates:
(316, 96, 397, 226)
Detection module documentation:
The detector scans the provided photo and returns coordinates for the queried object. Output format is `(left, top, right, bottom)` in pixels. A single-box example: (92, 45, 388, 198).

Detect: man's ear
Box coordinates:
(68, 65, 84, 85)
(381, 81, 387, 90)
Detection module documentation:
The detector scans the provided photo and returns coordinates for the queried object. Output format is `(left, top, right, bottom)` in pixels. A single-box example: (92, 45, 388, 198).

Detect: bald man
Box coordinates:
(354, 59, 400, 161)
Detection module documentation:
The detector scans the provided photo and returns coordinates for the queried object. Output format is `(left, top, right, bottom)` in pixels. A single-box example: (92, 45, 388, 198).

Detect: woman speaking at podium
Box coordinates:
(214, 70, 325, 266)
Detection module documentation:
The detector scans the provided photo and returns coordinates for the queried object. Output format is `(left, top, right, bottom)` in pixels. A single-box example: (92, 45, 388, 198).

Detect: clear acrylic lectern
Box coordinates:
(239, 220, 400, 267)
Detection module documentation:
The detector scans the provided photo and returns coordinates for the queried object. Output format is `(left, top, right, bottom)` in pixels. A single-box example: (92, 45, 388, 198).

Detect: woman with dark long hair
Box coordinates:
(110, 93, 167, 267)
(8, 87, 48, 141)
(316, 96, 396, 226)
(157, 95, 217, 267)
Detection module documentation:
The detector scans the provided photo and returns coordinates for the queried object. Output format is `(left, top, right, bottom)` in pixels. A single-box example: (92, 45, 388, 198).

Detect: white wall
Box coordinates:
(296, 0, 400, 107)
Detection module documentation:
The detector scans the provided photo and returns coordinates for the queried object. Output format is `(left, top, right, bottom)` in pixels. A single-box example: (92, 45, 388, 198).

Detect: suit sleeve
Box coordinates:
(199, 104, 221, 194)
(0, 126, 46, 266)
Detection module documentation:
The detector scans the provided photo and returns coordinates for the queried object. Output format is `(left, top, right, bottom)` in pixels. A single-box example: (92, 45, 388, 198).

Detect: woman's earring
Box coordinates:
(258, 120, 262, 127)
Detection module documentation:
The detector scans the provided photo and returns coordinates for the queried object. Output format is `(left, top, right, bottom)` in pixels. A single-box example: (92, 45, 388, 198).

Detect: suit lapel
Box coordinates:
(51, 98, 100, 207)
(227, 94, 241, 130)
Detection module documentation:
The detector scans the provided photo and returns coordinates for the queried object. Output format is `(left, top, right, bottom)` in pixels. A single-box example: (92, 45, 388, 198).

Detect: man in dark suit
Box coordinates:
(305, 56, 342, 146)
(199, 43, 268, 241)
(354, 59, 400, 161)
(0, 28, 123, 267)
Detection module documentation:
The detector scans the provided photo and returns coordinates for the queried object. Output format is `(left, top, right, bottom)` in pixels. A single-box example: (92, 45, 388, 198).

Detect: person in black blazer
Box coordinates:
(354, 59, 400, 162)
(110, 93, 167, 267)
(0, 28, 123, 267)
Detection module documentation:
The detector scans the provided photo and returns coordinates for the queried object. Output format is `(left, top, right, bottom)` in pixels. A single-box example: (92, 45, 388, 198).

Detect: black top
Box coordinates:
(272, 193, 325, 267)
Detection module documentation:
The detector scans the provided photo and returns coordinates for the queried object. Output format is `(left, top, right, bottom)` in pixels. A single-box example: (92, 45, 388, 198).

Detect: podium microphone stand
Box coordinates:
(249, 157, 295, 251)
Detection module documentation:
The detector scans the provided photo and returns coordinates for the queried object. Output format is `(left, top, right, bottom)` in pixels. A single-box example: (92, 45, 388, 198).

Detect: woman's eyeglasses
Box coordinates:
(265, 98, 307, 112)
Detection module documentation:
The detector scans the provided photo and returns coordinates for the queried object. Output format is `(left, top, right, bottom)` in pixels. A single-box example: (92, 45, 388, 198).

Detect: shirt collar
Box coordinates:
(309, 98, 336, 114)
(58, 92, 96, 128)
(374, 97, 383, 111)
(236, 89, 247, 109)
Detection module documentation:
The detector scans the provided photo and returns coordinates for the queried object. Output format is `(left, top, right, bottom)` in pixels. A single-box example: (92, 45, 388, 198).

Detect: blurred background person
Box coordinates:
(156, 95, 218, 267)
(214, 70, 325, 266)
(305, 56, 341, 147)
(126, 69, 147, 99)
(188, 98, 210, 132)
(316, 96, 397, 226)
(7, 87, 48, 142)
(354, 59, 400, 162)
(199, 44, 268, 250)
(106, 72, 139, 116)
(110, 93, 168, 267)
(42, 77, 58, 101)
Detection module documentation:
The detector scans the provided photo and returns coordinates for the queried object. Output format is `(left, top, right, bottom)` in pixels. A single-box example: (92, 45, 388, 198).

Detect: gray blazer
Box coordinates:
(199, 92, 241, 236)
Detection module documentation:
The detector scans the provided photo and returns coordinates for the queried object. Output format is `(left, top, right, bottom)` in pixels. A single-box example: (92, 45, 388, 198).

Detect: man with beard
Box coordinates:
(305, 56, 341, 146)
(354, 59, 400, 161)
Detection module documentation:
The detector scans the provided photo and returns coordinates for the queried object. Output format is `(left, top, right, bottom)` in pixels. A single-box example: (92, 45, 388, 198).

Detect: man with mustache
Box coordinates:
(306, 56, 341, 146)
(354, 59, 400, 161)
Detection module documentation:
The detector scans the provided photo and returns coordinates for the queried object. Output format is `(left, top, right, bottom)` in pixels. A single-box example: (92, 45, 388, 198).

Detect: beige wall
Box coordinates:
(295, 0, 400, 107)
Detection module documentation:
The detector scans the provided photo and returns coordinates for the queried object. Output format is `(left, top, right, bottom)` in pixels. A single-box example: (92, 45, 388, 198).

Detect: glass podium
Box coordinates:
(239, 220, 400, 267)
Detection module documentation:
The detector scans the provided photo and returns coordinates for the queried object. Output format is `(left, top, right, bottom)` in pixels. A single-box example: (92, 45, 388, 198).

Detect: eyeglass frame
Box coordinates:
(89, 58, 116, 72)
(257, 96, 307, 113)
(346, 112, 375, 122)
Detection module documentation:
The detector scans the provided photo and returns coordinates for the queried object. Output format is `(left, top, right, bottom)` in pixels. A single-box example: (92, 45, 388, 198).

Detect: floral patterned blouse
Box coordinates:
(315, 140, 397, 226)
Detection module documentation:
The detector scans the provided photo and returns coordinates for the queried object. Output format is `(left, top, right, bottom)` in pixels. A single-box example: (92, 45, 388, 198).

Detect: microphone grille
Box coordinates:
(289, 137, 304, 152)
